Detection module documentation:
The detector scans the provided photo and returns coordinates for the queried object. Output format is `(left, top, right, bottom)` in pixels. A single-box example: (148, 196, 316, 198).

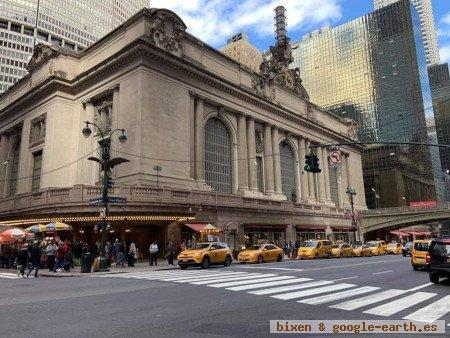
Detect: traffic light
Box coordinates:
(304, 153, 321, 173)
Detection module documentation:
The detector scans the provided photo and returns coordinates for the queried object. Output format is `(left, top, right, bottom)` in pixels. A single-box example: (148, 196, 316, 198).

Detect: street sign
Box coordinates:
(329, 151, 341, 165)
(89, 197, 104, 205)
(100, 207, 106, 219)
(108, 196, 127, 204)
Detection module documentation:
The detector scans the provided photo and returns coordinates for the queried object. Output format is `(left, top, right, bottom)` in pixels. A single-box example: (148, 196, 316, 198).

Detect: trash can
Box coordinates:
(81, 253, 93, 273)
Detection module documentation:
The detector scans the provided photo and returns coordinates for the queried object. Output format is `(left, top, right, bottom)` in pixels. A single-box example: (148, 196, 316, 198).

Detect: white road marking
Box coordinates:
(271, 283, 355, 300)
(0, 273, 20, 279)
(163, 272, 252, 282)
(300, 258, 408, 272)
(364, 292, 436, 317)
(190, 274, 275, 285)
(403, 296, 450, 323)
(372, 270, 392, 275)
(226, 278, 313, 291)
(248, 280, 333, 296)
(299, 286, 380, 305)
(208, 276, 294, 288)
(237, 267, 304, 272)
(331, 276, 358, 282)
(407, 282, 433, 292)
(331, 289, 408, 311)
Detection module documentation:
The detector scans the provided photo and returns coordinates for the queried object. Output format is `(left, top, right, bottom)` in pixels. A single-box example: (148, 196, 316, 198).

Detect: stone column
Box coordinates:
(237, 114, 249, 191)
(322, 147, 332, 203)
(317, 147, 326, 203)
(298, 137, 309, 202)
(272, 126, 282, 194)
(0, 134, 9, 198)
(292, 137, 301, 203)
(247, 117, 257, 191)
(339, 153, 349, 208)
(194, 96, 205, 183)
(112, 85, 120, 129)
(263, 124, 274, 194)
(305, 139, 316, 201)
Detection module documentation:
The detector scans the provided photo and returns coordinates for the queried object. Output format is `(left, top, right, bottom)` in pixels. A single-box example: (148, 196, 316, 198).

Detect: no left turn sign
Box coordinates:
(330, 151, 341, 164)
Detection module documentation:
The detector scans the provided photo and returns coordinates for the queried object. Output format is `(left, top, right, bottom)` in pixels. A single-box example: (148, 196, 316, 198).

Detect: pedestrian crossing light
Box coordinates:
(304, 153, 321, 173)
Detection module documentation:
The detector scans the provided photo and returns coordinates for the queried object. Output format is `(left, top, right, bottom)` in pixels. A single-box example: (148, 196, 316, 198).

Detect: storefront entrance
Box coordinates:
(244, 226, 286, 247)
(296, 227, 326, 242)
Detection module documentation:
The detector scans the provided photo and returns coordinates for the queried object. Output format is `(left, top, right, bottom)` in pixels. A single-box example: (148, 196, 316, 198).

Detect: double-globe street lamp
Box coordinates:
(82, 120, 128, 270)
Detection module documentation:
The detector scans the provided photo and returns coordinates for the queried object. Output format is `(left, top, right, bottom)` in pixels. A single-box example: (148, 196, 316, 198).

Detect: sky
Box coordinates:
(151, 0, 450, 64)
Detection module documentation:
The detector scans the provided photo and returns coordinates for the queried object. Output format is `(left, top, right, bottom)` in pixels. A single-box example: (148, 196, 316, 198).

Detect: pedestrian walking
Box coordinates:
(53, 242, 65, 272)
(115, 241, 125, 267)
(45, 241, 57, 272)
(26, 243, 41, 278)
(128, 242, 137, 267)
(17, 243, 29, 278)
(166, 241, 174, 266)
(149, 241, 158, 266)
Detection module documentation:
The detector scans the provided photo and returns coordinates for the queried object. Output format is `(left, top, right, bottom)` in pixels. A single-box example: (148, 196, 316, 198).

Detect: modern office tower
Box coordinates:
(374, 0, 440, 65)
(292, 0, 437, 208)
(0, 0, 149, 93)
(220, 32, 263, 72)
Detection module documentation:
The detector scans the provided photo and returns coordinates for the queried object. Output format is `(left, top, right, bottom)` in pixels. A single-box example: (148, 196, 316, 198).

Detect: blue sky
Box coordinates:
(152, 0, 450, 64)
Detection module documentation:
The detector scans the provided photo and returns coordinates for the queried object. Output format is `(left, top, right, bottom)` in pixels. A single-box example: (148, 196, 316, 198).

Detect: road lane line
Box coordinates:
(163, 272, 251, 282)
(372, 270, 393, 275)
(226, 278, 313, 291)
(173, 273, 260, 283)
(271, 283, 355, 300)
(407, 282, 433, 292)
(190, 274, 275, 285)
(299, 286, 380, 305)
(403, 296, 450, 323)
(300, 258, 408, 272)
(237, 267, 304, 272)
(330, 289, 408, 311)
(364, 292, 436, 317)
(0, 273, 19, 279)
(248, 280, 333, 296)
(208, 276, 294, 288)
(331, 276, 358, 282)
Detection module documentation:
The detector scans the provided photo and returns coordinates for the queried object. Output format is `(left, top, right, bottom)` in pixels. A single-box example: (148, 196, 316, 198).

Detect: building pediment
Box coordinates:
(26, 44, 62, 72)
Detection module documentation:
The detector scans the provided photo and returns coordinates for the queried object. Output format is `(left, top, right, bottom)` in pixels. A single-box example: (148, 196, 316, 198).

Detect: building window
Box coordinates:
(205, 118, 232, 194)
(9, 142, 20, 196)
(279, 141, 295, 200)
(329, 164, 339, 205)
(31, 150, 43, 191)
(256, 155, 264, 192)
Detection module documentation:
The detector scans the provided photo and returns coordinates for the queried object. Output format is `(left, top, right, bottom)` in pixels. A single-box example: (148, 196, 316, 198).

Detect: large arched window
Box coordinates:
(205, 117, 232, 193)
(9, 141, 20, 196)
(279, 141, 295, 200)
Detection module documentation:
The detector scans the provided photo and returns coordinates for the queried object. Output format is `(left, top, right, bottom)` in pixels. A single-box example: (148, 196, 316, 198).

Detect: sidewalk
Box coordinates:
(0, 259, 179, 278)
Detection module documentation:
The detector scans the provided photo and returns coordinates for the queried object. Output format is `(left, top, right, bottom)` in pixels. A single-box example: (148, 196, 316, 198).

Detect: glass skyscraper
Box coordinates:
(292, 0, 437, 208)
(0, 0, 149, 93)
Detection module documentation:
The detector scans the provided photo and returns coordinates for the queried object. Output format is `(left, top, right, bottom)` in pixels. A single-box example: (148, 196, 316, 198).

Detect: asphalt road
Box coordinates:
(0, 255, 448, 338)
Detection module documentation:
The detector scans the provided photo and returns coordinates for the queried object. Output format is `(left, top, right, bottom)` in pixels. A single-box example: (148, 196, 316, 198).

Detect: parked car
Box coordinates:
(237, 244, 283, 264)
(177, 242, 232, 269)
(353, 244, 372, 257)
(298, 240, 332, 259)
(387, 242, 403, 255)
(402, 241, 413, 256)
(331, 243, 353, 258)
(411, 240, 431, 271)
(427, 238, 450, 284)
(367, 240, 387, 256)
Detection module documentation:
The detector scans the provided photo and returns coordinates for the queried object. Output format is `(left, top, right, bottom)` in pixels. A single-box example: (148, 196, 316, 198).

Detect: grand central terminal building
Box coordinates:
(0, 8, 367, 255)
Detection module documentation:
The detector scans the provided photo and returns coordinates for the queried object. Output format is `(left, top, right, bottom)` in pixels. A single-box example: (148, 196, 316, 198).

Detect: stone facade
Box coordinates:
(0, 9, 367, 251)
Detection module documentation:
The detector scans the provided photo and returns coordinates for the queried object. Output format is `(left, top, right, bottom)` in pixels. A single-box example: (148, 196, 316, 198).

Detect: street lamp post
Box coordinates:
(82, 121, 128, 271)
(346, 187, 358, 241)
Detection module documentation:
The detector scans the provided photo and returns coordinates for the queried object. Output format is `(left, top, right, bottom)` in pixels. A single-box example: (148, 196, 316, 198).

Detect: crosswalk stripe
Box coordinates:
(330, 289, 407, 311)
(226, 278, 313, 291)
(165, 272, 252, 282)
(112, 271, 200, 278)
(0, 273, 19, 279)
(208, 276, 295, 288)
(299, 286, 380, 305)
(248, 280, 333, 296)
(403, 295, 450, 323)
(271, 283, 355, 300)
(364, 292, 436, 317)
(190, 274, 276, 285)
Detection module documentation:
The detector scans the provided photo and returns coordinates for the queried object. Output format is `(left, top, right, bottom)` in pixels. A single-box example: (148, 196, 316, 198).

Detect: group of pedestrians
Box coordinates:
(148, 240, 175, 266)
(282, 240, 301, 258)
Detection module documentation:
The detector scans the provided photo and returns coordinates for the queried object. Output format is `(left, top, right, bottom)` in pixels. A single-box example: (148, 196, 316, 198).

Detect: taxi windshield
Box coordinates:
(367, 242, 378, 247)
(302, 241, 317, 248)
(194, 243, 211, 250)
(332, 244, 340, 249)
(387, 243, 397, 248)
(247, 245, 262, 251)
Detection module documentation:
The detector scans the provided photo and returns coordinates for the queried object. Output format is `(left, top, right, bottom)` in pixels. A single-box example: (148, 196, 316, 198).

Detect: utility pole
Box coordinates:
(346, 187, 359, 242)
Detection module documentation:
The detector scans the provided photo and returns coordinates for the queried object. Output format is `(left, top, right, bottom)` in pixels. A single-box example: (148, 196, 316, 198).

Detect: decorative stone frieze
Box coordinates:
(94, 97, 113, 135)
(26, 44, 60, 72)
(29, 113, 46, 148)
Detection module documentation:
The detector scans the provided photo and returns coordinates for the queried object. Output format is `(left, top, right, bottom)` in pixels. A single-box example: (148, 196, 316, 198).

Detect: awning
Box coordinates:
(296, 226, 326, 231)
(418, 231, 432, 237)
(403, 230, 423, 236)
(390, 230, 410, 237)
(184, 223, 208, 232)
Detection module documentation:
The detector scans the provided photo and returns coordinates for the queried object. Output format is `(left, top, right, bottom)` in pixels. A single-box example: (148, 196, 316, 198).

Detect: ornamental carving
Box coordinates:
(147, 9, 187, 57)
(94, 98, 113, 135)
(344, 118, 358, 140)
(305, 105, 317, 122)
(29, 113, 46, 147)
(251, 74, 266, 97)
(26, 44, 60, 72)
(255, 128, 264, 154)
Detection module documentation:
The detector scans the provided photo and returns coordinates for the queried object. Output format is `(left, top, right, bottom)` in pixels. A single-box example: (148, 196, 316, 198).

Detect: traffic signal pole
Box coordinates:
(100, 138, 111, 270)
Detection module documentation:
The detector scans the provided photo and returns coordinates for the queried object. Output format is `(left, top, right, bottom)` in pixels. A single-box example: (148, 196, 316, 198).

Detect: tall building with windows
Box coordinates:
(0, 0, 149, 93)
(220, 33, 263, 73)
(373, 0, 440, 66)
(292, 0, 438, 208)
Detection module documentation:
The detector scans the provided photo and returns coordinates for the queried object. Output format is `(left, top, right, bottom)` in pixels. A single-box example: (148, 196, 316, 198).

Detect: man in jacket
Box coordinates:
(166, 241, 174, 266)
(149, 241, 158, 266)
(45, 241, 57, 272)
(27, 243, 41, 278)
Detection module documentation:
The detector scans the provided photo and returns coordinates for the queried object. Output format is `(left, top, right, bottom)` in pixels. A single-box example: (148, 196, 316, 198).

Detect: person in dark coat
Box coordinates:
(27, 243, 41, 278)
(18, 244, 29, 278)
(166, 241, 174, 266)
(90, 242, 99, 258)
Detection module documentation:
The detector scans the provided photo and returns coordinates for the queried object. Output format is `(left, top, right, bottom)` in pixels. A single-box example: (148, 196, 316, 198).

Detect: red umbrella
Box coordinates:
(0, 228, 26, 243)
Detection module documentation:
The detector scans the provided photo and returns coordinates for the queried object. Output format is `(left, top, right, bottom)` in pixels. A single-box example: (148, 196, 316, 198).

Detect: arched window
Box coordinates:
(205, 118, 232, 193)
(9, 141, 20, 196)
(279, 141, 295, 200)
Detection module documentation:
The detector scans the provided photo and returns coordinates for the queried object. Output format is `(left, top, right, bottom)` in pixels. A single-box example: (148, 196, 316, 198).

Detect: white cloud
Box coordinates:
(441, 12, 450, 25)
(150, 0, 342, 47)
(440, 45, 450, 63)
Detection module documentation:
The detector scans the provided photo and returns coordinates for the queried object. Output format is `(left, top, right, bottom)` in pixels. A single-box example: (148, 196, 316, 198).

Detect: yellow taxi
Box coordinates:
(387, 242, 403, 255)
(298, 240, 332, 259)
(237, 244, 284, 264)
(367, 240, 387, 256)
(411, 239, 431, 271)
(177, 242, 233, 269)
(352, 244, 372, 257)
(331, 242, 354, 258)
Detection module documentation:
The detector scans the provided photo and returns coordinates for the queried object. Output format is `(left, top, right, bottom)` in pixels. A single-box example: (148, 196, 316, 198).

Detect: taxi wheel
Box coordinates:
(314, 253, 319, 259)
(412, 265, 419, 271)
(224, 256, 232, 267)
(180, 265, 188, 270)
(351, 252, 354, 258)
(339, 253, 343, 258)
(276, 254, 282, 262)
(327, 252, 332, 259)
(257, 255, 263, 264)
(429, 272, 440, 284)
(201, 256, 210, 269)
